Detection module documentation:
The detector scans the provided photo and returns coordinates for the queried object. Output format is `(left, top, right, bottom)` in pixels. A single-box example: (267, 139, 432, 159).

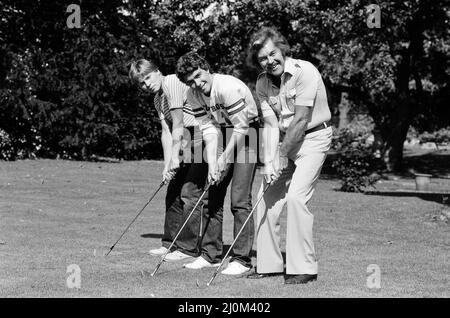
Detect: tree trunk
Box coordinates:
(383, 49, 412, 172)
(383, 109, 411, 171)
(383, 9, 425, 172)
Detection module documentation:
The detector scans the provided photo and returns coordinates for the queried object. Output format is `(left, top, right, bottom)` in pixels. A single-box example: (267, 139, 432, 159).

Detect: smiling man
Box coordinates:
(129, 58, 208, 263)
(175, 52, 259, 275)
(246, 27, 332, 284)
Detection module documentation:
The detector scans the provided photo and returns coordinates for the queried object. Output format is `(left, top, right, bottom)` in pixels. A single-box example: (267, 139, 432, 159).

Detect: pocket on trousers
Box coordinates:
(303, 127, 332, 153)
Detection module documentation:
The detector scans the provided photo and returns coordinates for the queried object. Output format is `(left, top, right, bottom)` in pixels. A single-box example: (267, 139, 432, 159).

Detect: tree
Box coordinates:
(1, 0, 162, 159)
(312, 0, 449, 171)
(1, 0, 448, 168)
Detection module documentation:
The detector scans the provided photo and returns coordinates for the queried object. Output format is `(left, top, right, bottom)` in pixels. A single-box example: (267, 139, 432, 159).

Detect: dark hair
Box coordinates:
(246, 27, 291, 70)
(176, 52, 211, 84)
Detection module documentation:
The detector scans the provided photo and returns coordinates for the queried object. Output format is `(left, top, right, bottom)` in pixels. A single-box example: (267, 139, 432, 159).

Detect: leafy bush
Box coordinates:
(0, 128, 15, 161)
(332, 120, 383, 192)
(1, 4, 163, 161)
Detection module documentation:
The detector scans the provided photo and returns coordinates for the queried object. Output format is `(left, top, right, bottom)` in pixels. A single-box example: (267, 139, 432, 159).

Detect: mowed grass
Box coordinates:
(0, 159, 449, 298)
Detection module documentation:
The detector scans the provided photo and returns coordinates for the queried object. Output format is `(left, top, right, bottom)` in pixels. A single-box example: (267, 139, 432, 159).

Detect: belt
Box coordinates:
(249, 117, 260, 128)
(249, 117, 259, 125)
(305, 122, 329, 135)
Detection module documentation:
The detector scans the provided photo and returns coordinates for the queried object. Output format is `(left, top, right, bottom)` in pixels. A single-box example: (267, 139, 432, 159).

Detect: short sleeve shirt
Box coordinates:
(256, 58, 331, 132)
(153, 74, 198, 127)
(186, 74, 259, 136)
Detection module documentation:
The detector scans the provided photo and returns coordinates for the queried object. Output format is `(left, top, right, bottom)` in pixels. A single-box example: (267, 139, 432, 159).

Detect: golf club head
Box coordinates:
(104, 249, 123, 257)
(195, 279, 209, 289)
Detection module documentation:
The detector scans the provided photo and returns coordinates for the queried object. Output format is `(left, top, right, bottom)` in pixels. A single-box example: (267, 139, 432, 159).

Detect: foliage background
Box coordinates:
(1, 0, 449, 168)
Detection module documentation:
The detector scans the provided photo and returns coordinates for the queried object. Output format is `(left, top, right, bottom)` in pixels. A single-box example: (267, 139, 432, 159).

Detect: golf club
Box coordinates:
(150, 182, 210, 276)
(198, 203, 203, 253)
(105, 180, 165, 257)
(202, 181, 271, 287)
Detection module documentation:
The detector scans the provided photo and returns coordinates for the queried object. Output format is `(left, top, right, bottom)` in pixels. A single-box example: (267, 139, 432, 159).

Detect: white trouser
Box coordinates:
(255, 126, 332, 275)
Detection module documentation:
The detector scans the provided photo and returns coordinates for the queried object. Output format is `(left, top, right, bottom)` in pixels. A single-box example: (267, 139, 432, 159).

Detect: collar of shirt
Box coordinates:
(283, 57, 299, 77)
(158, 75, 166, 95)
(208, 73, 216, 101)
(259, 57, 298, 90)
(194, 74, 214, 109)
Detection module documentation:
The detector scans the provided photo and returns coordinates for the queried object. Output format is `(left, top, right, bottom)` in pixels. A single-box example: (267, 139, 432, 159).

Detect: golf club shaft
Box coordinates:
(151, 183, 210, 276)
(105, 180, 165, 256)
(206, 182, 271, 286)
(199, 204, 203, 238)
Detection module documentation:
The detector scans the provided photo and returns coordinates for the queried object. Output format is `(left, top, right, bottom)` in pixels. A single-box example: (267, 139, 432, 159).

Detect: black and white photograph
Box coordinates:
(1, 0, 449, 303)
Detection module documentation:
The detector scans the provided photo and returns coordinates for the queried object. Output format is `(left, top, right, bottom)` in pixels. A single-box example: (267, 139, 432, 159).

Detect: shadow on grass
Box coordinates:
(143, 267, 186, 277)
(365, 190, 450, 206)
(223, 245, 258, 259)
(138, 239, 263, 259)
(141, 233, 163, 239)
(222, 245, 286, 263)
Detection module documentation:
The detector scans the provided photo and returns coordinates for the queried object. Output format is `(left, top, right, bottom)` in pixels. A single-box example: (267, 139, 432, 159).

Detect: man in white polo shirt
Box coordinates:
(176, 52, 259, 275)
(245, 27, 332, 284)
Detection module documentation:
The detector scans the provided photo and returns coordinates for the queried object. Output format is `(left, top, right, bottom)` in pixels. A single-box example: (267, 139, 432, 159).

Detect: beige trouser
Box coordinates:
(255, 127, 332, 275)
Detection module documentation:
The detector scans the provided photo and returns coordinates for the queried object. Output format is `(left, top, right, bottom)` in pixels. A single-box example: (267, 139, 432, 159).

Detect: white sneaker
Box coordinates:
(163, 250, 193, 262)
(221, 261, 251, 275)
(149, 246, 169, 256)
(183, 256, 220, 269)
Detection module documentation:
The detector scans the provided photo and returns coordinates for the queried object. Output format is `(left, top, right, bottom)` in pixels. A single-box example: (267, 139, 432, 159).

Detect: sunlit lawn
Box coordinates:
(0, 159, 448, 297)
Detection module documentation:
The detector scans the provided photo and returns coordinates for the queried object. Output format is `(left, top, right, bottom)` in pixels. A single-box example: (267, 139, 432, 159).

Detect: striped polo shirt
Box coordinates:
(153, 74, 197, 128)
(186, 74, 259, 136)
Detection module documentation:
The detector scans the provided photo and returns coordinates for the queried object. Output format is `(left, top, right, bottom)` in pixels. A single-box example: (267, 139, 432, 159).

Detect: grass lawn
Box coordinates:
(0, 159, 449, 298)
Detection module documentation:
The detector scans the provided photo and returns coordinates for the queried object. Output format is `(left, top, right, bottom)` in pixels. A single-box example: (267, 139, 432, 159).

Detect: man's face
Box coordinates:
(139, 70, 162, 93)
(185, 67, 212, 96)
(256, 38, 285, 77)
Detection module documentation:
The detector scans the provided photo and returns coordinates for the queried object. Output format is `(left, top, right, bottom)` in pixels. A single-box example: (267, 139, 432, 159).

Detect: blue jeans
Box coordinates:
(174, 162, 210, 256)
(161, 127, 207, 256)
(163, 125, 258, 267)
(200, 162, 257, 267)
(199, 126, 258, 268)
(162, 163, 205, 256)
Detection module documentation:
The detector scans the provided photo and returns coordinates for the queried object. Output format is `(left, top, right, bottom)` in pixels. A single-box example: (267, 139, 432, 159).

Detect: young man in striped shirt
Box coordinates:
(176, 52, 259, 275)
(129, 59, 208, 262)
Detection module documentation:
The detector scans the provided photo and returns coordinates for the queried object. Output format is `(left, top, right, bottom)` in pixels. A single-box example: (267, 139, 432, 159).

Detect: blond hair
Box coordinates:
(128, 59, 158, 84)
